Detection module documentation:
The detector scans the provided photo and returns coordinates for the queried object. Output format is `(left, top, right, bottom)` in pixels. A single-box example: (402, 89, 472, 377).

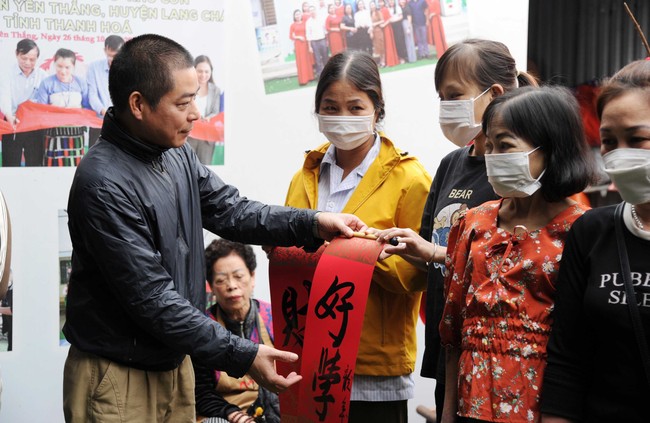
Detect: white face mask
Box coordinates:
(439, 87, 491, 147)
(603, 148, 650, 205)
(485, 146, 545, 198)
(317, 113, 375, 150)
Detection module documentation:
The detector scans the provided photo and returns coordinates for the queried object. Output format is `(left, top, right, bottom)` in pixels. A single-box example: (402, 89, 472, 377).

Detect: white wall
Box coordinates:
(0, 0, 528, 420)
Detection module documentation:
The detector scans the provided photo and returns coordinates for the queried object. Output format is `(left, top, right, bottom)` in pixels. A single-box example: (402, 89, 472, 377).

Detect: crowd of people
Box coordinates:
(0, 36, 222, 167)
(1, 20, 641, 423)
(290, 0, 447, 84)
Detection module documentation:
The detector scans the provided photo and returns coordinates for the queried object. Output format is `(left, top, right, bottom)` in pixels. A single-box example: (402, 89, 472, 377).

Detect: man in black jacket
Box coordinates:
(62, 34, 366, 423)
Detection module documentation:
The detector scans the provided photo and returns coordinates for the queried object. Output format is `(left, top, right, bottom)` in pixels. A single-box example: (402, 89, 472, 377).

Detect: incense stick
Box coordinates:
(624, 2, 650, 57)
(351, 232, 378, 240)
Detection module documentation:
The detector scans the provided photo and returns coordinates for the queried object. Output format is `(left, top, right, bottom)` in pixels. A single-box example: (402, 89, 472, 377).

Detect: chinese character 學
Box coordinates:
(312, 347, 342, 421)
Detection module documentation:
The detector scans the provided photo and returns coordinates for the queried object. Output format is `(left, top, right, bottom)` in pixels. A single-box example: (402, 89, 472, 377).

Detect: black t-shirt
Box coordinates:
(419, 146, 498, 378)
(541, 205, 650, 422)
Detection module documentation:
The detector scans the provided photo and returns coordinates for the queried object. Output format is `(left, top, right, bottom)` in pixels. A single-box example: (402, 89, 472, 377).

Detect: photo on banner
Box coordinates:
(250, 0, 470, 94)
(0, 0, 226, 167)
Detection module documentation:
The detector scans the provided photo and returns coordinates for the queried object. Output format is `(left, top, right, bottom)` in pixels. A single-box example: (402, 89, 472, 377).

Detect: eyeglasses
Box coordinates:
(212, 273, 250, 286)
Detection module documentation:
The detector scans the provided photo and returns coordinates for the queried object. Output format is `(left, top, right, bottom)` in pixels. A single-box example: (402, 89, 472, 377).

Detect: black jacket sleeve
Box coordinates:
(196, 163, 322, 249)
(194, 359, 241, 419)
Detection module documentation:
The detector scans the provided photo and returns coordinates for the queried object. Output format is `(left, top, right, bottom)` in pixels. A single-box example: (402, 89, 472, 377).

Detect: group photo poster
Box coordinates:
(250, 0, 470, 94)
(0, 0, 226, 167)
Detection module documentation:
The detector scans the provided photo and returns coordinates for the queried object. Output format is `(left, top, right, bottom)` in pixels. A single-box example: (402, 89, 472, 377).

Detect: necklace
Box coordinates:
(631, 204, 645, 230)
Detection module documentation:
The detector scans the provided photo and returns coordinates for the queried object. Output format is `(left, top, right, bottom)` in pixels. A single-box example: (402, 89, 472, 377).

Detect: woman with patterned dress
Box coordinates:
(373, 39, 539, 423)
(289, 9, 314, 86)
(439, 87, 594, 423)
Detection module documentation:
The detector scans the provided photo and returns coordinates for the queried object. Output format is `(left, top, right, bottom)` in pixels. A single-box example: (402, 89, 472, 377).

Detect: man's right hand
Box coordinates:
(315, 212, 367, 240)
(248, 344, 302, 393)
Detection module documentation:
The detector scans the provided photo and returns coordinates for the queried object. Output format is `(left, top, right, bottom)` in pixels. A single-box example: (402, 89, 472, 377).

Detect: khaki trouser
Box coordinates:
(63, 346, 195, 423)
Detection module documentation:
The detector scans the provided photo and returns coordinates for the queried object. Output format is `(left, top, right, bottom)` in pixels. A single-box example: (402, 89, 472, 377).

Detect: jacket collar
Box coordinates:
(212, 299, 258, 337)
(301, 134, 410, 213)
(100, 108, 168, 162)
(303, 133, 405, 169)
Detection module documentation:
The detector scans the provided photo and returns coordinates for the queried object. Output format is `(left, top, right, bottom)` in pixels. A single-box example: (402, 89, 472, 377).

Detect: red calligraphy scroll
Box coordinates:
(298, 237, 382, 423)
(0, 101, 224, 143)
(268, 245, 325, 423)
(269, 237, 382, 423)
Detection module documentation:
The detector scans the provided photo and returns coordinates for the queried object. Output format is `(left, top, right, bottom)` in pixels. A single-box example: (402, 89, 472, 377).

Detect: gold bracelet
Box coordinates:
(425, 241, 437, 267)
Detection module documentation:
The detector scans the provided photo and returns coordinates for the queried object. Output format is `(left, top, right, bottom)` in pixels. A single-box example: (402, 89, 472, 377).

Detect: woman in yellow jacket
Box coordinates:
(284, 50, 431, 423)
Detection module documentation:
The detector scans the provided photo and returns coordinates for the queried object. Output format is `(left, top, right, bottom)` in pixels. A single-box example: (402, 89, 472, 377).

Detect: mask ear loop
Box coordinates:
(475, 86, 492, 101)
(525, 146, 545, 182)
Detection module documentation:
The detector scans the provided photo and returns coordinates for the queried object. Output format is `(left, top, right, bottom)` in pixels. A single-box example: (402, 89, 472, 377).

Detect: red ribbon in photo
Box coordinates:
(0, 101, 224, 143)
(2, 101, 103, 135)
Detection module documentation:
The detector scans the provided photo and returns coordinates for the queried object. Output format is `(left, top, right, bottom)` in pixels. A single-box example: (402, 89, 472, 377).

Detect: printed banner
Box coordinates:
(269, 245, 325, 423)
(269, 237, 382, 423)
(249, 0, 470, 94)
(0, 0, 226, 166)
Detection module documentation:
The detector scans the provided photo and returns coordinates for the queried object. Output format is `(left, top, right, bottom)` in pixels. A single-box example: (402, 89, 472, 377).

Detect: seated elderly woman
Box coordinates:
(194, 239, 279, 423)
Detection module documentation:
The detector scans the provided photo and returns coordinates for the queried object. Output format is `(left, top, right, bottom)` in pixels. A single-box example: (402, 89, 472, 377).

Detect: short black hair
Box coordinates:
(54, 48, 76, 64)
(482, 86, 595, 202)
(205, 239, 257, 284)
(104, 34, 125, 51)
(315, 50, 385, 121)
(16, 39, 39, 56)
(109, 34, 194, 113)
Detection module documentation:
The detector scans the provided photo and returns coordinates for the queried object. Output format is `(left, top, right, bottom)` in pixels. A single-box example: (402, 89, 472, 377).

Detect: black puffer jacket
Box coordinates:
(64, 109, 320, 374)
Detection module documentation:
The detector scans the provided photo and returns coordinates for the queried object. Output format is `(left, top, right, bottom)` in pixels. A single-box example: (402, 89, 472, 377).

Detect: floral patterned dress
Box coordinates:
(440, 199, 588, 423)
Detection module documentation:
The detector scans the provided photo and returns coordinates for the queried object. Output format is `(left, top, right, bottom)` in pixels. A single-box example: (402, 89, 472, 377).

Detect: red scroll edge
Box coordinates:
(297, 237, 383, 423)
(268, 245, 325, 423)
(0, 101, 224, 143)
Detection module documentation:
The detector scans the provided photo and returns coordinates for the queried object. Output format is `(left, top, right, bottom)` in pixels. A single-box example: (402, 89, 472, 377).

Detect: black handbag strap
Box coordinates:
(614, 202, 650, 385)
